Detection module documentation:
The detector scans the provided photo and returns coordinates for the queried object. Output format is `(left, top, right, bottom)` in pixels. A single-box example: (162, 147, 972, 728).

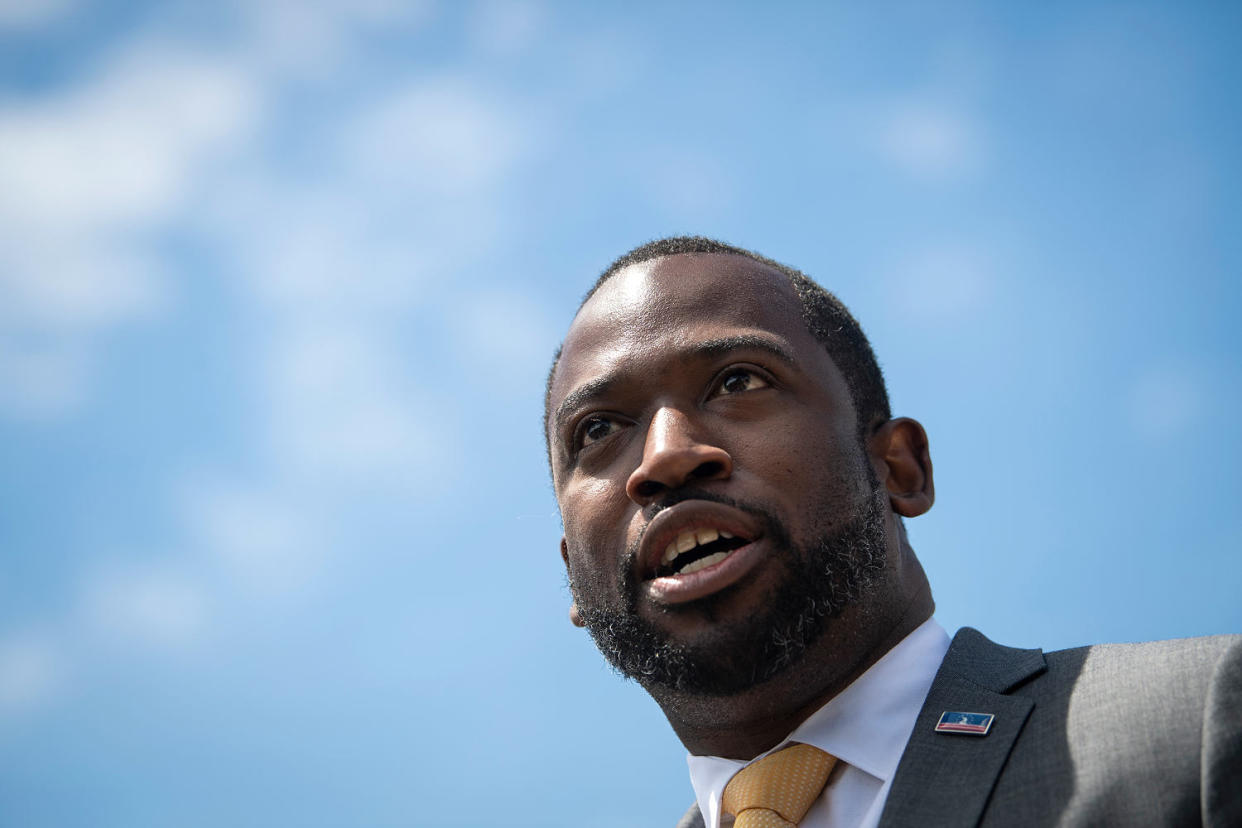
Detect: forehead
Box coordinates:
(588, 253, 803, 334)
(550, 253, 832, 409)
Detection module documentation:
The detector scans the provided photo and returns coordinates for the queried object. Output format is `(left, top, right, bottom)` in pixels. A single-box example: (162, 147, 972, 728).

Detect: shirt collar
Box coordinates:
(686, 617, 950, 828)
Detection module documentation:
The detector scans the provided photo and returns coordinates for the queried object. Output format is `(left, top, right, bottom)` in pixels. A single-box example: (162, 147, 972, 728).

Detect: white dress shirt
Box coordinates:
(686, 618, 949, 828)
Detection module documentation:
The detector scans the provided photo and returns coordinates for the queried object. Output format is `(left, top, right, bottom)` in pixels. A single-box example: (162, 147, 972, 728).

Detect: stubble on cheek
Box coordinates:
(563, 521, 639, 620)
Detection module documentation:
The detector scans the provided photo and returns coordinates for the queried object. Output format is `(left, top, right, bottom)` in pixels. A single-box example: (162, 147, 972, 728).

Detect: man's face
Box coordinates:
(547, 254, 891, 694)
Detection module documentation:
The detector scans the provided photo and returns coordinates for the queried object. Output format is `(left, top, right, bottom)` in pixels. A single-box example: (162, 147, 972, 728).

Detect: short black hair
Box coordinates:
(544, 236, 892, 461)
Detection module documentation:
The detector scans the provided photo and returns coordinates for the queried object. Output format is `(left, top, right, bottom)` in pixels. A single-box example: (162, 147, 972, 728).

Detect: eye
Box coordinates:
(578, 414, 622, 448)
(711, 367, 770, 398)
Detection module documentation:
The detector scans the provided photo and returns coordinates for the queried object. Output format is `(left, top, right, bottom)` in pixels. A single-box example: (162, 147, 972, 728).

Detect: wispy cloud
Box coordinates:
(890, 241, 995, 322)
(183, 483, 326, 597)
(263, 324, 459, 487)
(0, 340, 89, 418)
(451, 287, 558, 391)
(874, 98, 984, 179)
(0, 48, 259, 232)
(0, 0, 532, 729)
(469, 0, 545, 55)
(81, 566, 209, 648)
(0, 631, 65, 714)
(0, 0, 80, 31)
(632, 148, 735, 221)
(218, 186, 430, 313)
(234, 0, 435, 80)
(348, 76, 537, 196)
(1129, 361, 1204, 440)
(0, 43, 262, 418)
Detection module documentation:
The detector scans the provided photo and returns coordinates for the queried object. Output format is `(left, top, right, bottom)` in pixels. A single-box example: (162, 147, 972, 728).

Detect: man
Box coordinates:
(545, 237, 1240, 827)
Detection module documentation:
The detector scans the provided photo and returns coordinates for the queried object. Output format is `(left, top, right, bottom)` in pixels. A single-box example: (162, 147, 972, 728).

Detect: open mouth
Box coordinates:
(636, 501, 767, 605)
(653, 527, 751, 577)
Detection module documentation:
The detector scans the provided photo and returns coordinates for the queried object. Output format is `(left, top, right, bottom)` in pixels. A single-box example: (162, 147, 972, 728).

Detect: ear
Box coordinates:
(868, 417, 934, 518)
(561, 537, 585, 627)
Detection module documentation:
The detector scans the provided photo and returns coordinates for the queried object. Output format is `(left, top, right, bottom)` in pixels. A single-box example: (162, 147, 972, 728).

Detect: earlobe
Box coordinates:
(561, 538, 586, 628)
(870, 418, 935, 518)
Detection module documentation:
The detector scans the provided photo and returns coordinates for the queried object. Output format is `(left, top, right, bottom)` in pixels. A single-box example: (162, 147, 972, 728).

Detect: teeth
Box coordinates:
(679, 551, 728, 574)
(658, 527, 740, 572)
(663, 529, 717, 566)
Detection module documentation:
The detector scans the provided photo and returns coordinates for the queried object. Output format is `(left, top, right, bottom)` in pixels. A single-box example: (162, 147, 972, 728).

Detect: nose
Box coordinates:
(625, 407, 733, 504)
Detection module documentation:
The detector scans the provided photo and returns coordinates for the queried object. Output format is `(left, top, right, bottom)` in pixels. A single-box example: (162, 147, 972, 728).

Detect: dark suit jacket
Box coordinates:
(676, 628, 1242, 827)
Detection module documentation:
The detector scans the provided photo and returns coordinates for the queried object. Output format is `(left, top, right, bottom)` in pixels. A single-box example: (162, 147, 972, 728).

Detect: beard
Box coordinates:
(569, 488, 888, 697)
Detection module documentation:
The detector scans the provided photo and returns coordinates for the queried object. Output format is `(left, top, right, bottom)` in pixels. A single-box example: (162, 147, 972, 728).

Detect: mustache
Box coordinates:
(648, 487, 753, 516)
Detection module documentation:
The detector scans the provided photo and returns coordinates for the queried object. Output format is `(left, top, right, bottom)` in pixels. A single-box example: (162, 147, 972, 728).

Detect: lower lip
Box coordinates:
(642, 539, 767, 605)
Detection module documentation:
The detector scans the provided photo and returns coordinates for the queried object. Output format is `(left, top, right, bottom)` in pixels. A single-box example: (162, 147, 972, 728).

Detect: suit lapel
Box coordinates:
(877, 628, 1045, 828)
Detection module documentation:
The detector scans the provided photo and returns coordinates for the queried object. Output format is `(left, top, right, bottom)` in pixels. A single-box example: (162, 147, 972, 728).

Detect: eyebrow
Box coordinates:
(552, 333, 795, 431)
(553, 376, 617, 433)
(688, 334, 795, 366)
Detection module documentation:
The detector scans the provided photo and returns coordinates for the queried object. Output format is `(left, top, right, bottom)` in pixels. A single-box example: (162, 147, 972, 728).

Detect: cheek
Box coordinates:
(737, 421, 820, 482)
(559, 478, 631, 572)
(560, 476, 619, 529)
(562, 539, 600, 589)
(561, 531, 625, 611)
(737, 418, 866, 511)
(577, 475, 619, 502)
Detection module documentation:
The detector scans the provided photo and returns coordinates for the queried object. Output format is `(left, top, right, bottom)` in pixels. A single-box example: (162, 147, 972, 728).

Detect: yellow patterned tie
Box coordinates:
(721, 743, 837, 828)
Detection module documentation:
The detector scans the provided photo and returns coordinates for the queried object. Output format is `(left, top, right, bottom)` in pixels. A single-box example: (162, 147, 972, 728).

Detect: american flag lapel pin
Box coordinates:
(934, 711, 995, 736)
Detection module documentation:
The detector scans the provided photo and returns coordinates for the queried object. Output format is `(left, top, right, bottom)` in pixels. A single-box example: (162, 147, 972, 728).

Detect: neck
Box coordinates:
(652, 558, 934, 760)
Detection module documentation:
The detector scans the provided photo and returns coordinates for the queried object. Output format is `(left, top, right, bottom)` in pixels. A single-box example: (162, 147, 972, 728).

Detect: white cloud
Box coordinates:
(218, 186, 428, 314)
(184, 484, 326, 596)
(0, 43, 263, 417)
(236, 0, 434, 79)
(470, 0, 544, 55)
(0, 0, 79, 30)
(0, 340, 89, 418)
(264, 325, 459, 485)
(82, 567, 209, 648)
(0, 631, 66, 713)
(1130, 362, 1204, 440)
(559, 28, 644, 99)
(452, 287, 558, 390)
(348, 77, 534, 195)
(638, 149, 734, 218)
(891, 242, 994, 321)
(198, 183, 462, 492)
(0, 48, 260, 233)
(876, 99, 982, 179)
(0, 239, 166, 330)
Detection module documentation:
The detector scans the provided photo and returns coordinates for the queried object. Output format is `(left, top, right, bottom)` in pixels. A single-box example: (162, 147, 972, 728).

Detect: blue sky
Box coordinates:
(1, 2, 1239, 825)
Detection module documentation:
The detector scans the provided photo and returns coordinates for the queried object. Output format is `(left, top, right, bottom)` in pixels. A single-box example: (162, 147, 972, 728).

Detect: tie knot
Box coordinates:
(721, 743, 837, 827)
